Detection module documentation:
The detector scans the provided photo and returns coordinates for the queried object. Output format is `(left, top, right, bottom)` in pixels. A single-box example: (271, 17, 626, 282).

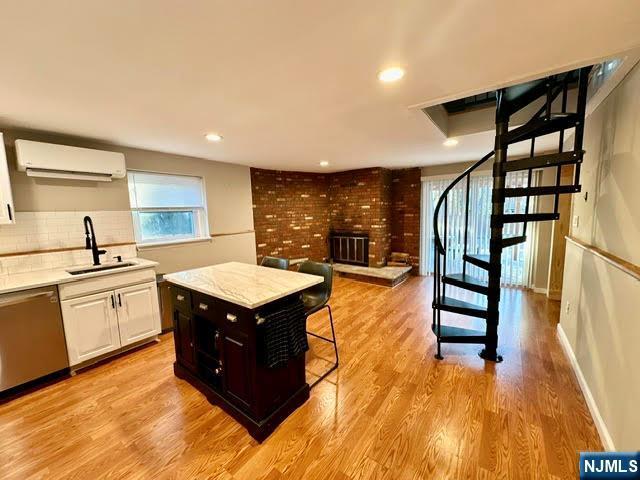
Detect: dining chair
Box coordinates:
(260, 256, 290, 270)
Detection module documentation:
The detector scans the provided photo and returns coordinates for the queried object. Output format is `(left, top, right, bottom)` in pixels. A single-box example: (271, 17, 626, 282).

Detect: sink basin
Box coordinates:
(66, 262, 136, 276)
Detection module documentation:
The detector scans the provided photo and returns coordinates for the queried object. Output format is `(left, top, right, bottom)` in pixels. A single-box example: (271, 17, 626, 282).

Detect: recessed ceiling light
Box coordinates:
(443, 138, 458, 147)
(378, 67, 405, 83)
(205, 133, 223, 142)
(320, 161, 329, 167)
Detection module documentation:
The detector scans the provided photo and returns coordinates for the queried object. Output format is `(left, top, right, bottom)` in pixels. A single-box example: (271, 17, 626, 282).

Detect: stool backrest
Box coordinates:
(298, 260, 333, 302)
(260, 256, 290, 270)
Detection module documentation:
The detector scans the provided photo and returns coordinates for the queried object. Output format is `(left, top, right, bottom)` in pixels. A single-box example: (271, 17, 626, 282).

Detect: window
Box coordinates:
(419, 170, 540, 287)
(128, 171, 209, 246)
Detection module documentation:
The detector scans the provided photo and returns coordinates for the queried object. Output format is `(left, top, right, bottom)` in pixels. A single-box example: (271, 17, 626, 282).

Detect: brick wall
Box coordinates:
(250, 169, 330, 264)
(251, 166, 421, 271)
(391, 168, 422, 272)
(328, 168, 392, 267)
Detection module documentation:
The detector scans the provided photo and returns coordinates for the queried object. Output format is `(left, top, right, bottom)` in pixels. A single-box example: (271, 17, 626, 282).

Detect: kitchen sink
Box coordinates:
(66, 262, 136, 276)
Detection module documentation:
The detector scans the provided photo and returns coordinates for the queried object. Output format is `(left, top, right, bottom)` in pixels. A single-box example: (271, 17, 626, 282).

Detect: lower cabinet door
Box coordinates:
(174, 310, 196, 370)
(222, 331, 252, 409)
(115, 282, 161, 347)
(61, 291, 121, 366)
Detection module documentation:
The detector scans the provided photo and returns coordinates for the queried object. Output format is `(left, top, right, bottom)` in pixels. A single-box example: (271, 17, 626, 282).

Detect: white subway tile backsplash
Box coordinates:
(0, 210, 134, 255)
(0, 211, 137, 275)
(0, 245, 137, 276)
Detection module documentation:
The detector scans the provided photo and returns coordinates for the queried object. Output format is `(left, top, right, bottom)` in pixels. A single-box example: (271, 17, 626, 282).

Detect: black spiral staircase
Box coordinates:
(431, 66, 592, 362)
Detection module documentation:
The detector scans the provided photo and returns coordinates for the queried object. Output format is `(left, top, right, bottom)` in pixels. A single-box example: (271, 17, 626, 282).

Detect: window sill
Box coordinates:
(136, 237, 212, 251)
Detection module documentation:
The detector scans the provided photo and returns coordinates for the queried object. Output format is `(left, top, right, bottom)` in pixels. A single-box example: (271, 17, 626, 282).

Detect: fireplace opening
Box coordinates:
(330, 231, 369, 267)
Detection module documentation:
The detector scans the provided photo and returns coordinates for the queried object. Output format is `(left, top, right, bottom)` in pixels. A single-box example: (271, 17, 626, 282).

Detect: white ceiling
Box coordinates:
(0, 1, 639, 172)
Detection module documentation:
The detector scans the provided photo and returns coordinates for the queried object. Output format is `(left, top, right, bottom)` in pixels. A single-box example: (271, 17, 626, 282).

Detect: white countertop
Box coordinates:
(164, 261, 323, 309)
(0, 258, 159, 295)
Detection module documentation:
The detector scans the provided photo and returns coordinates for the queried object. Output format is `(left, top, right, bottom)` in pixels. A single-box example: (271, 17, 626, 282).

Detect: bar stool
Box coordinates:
(298, 261, 338, 388)
(260, 256, 290, 270)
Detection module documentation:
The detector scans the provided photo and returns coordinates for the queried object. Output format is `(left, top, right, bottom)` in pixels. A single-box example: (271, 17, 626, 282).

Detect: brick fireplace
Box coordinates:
(250, 166, 420, 271)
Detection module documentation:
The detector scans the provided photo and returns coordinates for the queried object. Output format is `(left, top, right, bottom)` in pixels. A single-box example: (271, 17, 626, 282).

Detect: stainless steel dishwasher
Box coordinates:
(0, 286, 69, 393)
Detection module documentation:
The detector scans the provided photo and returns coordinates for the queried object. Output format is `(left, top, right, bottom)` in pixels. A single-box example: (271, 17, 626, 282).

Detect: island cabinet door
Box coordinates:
(173, 311, 196, 370)
(222, 330, 253, 411)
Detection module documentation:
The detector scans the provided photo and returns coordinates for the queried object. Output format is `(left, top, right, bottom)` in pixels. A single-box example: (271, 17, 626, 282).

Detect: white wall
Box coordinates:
(559, 61, 640, 450)
(2, 128, 256, 274)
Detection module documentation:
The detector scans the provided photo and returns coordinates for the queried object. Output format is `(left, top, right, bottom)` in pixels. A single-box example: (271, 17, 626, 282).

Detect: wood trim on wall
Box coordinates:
(210, 230, 255, 238)
(0, 242, 136, 258)
(566, 236, 640, 281)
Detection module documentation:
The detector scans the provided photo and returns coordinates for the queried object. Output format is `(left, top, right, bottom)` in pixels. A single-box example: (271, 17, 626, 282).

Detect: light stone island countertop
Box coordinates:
(163, 261, 323, 310)
(0, 258, 159, 295)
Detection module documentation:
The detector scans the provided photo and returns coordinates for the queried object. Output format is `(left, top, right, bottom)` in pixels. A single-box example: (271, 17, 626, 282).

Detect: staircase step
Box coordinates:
(502, 185, 581, 197)
(443, 273, 490, 295)
(504, 113, 578, 144)
(431, 323, 487, 344)
(503, 150, 584, 172)
(434, 296, 488, 319)
(501, 235, 527, 247)
(497, 213, 559, 224)
(463, 254, 491, 270)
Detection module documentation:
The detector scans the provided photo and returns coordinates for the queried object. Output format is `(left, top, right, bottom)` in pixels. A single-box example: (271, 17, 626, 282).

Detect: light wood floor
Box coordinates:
(0, 276, 601, 479)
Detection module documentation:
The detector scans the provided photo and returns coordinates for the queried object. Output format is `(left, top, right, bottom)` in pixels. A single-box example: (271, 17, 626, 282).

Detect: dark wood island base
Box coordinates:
(174, 361, 309, 442)
(164, 263, 323, 444)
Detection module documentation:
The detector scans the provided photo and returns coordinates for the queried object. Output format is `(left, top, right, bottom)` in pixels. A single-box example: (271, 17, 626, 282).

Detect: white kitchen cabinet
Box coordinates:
(61, 290, 121, 365)
(0, 133, 16, 225)
(115, 282, 161, 347)
(59, 269, 161, 367)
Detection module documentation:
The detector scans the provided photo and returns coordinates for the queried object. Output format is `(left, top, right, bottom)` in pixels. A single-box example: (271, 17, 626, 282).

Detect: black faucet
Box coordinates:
(83, 216, 107, 266)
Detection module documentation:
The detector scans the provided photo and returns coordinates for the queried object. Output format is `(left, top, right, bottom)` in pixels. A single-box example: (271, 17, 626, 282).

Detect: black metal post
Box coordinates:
(432, 242, 437, 330)
(554, 80, 569, 214)
(523, 138, 535, 237)
(443, 197, 448, 298)
(573, 66, 590, 185)
(463, 174, 470, 277)
(481, 89, 507, 363)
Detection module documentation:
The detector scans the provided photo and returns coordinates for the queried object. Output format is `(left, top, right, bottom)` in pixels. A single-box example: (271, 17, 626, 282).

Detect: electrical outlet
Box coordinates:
(572, 215, 580, 228)
(565, 301, 571, 314)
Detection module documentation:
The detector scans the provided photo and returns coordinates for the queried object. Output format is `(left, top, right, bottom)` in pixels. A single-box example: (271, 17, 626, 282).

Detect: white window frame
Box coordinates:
(127, 170, 211, 249)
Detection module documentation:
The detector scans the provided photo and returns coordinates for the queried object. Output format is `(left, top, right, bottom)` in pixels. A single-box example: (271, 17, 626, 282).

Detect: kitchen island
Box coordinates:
(163, 262, 322, 441)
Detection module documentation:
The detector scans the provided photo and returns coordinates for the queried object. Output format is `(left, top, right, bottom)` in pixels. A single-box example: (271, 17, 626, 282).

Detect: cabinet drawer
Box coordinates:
(214, 299, 252, 333)
(171, 286, 191, 314)
(192, 292, 215, 321)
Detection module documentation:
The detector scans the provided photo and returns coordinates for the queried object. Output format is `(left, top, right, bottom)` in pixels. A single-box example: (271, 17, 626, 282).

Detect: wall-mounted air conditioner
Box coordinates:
(15, 140, 126, 182)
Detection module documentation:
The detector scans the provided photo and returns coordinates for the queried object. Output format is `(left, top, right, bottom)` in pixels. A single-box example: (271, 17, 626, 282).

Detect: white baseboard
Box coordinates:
(556, 324, 615, 451)
(532, 286, 548, 294)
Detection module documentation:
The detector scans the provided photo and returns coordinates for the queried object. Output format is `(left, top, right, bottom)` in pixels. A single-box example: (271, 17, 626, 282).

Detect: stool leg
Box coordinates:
(327, 305, 339, 367)
(308, 304, 339, 389)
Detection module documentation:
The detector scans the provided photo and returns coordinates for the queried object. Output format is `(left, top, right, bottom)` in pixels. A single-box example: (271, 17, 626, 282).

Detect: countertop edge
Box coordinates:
(0, 258, 159, 296)
(164, 273, 323, 310)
